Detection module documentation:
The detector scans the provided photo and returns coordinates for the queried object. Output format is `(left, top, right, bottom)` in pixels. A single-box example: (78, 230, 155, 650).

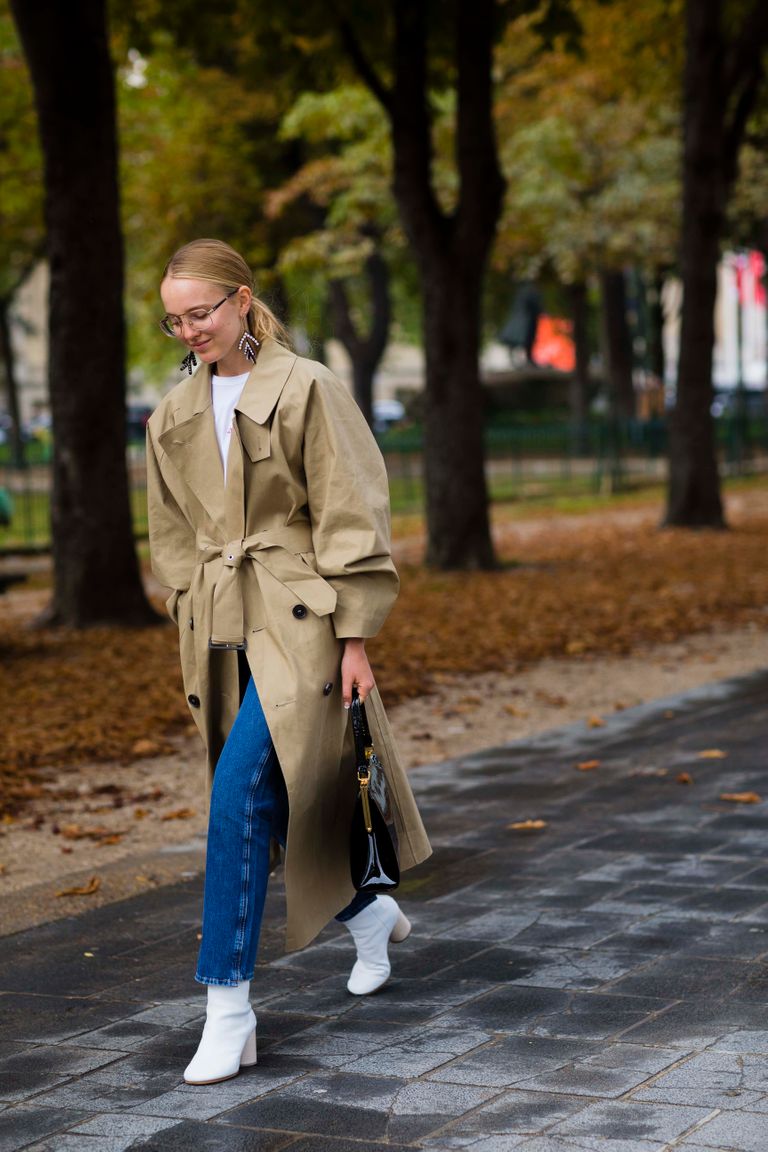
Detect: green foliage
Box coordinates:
(728, 103, 768, 247)
(268, 83, 403, 345)
(116, 31, 269, 383)
(269, 85, 397, 278)
(494, 0, 684, 283)
(0, 4, 43, 298)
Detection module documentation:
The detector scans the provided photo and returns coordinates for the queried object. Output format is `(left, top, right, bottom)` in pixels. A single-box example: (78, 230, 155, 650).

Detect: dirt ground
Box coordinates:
(1, 620, 766, 903)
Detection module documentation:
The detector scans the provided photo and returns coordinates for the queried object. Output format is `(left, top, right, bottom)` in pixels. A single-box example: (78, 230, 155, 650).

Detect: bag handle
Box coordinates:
(350, 688, 373, 769)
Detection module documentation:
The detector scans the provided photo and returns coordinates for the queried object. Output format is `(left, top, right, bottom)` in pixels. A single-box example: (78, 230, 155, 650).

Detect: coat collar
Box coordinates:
(235, 336, 297, 425)
(157, 337, 297, 530)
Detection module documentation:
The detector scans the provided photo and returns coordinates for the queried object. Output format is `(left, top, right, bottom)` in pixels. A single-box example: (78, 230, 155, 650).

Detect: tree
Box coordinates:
(339, 1, 506, 569)
(493, 1, 682, 426)
(664, 0, 768, 526)
(268, 84, 400, 426)
(9, 0, 154, 625)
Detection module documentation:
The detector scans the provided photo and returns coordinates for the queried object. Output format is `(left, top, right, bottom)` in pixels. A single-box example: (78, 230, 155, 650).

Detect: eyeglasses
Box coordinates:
(159, 289, 237, 338)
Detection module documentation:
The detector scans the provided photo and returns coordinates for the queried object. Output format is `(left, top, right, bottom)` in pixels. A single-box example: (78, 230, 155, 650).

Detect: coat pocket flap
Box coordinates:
(236, 413, 271, 463)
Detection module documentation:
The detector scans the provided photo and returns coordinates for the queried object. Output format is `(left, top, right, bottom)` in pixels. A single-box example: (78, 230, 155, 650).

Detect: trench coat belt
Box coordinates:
(196, 523, 338, 647)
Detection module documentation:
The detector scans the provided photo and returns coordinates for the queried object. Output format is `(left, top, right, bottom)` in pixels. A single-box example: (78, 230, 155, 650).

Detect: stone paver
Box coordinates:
(1, 670, 768, 1151)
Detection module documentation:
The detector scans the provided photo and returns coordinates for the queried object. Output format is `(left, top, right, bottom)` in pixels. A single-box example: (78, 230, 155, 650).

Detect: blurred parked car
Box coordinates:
(126, 404, 154, 442)
(710, 391, 766, 419)
(372, 398, 406, 435)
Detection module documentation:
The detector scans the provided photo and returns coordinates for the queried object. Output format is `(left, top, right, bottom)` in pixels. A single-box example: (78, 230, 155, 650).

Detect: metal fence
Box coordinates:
(2, 418, 768, 554)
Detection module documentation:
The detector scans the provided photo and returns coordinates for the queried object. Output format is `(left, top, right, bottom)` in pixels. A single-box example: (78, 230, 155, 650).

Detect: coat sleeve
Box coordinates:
(146, 422, 197, 621)
(302, 371, 399, 639)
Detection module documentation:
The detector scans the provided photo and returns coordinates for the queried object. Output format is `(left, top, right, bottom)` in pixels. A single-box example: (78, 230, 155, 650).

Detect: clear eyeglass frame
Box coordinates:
(159, 289, 238, 338)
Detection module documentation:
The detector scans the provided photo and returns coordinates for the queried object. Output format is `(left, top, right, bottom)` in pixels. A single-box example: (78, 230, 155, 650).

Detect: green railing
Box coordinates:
(2, 417, 768, 552)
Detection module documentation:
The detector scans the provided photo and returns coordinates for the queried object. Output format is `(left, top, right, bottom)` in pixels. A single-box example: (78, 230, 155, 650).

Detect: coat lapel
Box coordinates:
(157, 365, 226, 528)
(236, 337, 297, 448)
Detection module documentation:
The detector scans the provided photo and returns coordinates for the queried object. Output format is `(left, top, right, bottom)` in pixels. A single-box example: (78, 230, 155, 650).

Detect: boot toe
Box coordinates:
(347, 959, 391, 996)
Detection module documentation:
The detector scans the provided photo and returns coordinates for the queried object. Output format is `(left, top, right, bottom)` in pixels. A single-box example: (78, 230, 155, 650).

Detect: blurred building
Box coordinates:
(663, 250, 767, 400)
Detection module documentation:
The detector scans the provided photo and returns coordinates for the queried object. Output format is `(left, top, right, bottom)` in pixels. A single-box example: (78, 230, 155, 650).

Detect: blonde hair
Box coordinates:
(163, 238, 290, 348)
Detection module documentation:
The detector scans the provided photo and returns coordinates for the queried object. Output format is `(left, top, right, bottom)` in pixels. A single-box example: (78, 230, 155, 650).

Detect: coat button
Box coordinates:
(189, 618, 194, 631)
(323, 682, 333, 696)
(187, 694, 200, 708)
(292, 604, 308, 619)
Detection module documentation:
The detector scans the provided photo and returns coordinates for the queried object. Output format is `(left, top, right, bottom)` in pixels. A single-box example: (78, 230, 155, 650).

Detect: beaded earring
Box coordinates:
(180, 349, 197, 375)
(238, 331, 261, 364)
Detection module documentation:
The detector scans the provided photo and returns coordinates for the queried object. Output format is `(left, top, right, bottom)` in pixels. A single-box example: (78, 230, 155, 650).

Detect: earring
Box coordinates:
(180, 350, 197, 375)
(238, 330, 261, 364)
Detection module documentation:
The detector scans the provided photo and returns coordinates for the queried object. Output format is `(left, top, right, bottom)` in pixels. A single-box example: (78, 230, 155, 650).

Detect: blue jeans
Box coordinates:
(196, 673, 374, 985)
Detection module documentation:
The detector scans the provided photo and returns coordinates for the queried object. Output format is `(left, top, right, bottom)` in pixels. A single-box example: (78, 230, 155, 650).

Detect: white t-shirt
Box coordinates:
(211, 372, 250, 482)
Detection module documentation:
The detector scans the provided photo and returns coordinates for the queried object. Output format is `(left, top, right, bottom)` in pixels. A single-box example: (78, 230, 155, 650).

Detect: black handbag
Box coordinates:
(349, 692, 400, 893)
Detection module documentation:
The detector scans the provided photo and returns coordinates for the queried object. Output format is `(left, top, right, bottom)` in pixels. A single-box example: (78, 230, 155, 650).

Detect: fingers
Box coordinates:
(342, 671, 375, 709)
(341, 639, 375, 709)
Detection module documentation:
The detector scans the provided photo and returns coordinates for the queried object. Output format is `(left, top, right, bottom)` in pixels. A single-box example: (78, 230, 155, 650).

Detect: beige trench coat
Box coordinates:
(146, 337, 431, 951)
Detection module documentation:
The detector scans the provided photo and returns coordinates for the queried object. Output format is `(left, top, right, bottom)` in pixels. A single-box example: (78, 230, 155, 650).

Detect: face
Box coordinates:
(160, 276, 251, 368)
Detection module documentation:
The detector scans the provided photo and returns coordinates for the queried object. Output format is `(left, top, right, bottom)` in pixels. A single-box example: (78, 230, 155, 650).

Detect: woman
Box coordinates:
(146, 239, 431, 1086)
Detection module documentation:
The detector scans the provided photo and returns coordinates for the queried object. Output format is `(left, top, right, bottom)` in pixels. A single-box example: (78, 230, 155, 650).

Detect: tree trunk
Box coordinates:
(664, 0, 726, 526)
(0, 296, 26, 470)
(391, 0, 502, 568)
(9, 0, 155, 623)
(568, 280, 590, 454)
(647, 269, 666, 383)
(421, 258, 493, 568)
(600, 268, 636, 421)
(340, 0, 504, 566)
(328, 251, 391, 429)
(665, 0, 768, 526)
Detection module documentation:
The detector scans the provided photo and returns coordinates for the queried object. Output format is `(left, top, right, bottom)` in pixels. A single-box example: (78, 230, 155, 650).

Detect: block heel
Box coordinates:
(390, 910, 412, 944)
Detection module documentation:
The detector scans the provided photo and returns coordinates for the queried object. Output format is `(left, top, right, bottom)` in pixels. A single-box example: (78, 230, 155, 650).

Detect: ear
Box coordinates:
(237, 285, 252, 318)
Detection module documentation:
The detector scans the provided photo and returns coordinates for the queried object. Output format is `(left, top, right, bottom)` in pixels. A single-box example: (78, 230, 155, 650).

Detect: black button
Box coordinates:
(292, 604, 308, 619)
(189, 618, 194, 631)
(323, 682, 333, 696)
(187, 694, 200, 708)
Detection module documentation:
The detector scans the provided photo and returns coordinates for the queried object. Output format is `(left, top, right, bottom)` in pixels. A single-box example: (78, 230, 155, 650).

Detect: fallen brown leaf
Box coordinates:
(676, 772, 694, 785)
(96, 834, 124, 846)
(719, 792, 762, 804)
(536, 691, 567, 707)
(160, 807, 196, 821)
(131, 738, 164, 757)
(130, 787, 165, 803)
(698, 749, 727, 759)
(508, 818, 548, 831)
(587, 715, 605, 729)
(56, 875, 101, 897)
(576, 759, 601, 772)
(60, 824, 111, 841)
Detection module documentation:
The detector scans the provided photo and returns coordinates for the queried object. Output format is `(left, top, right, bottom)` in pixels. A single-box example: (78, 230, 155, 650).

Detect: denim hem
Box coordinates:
(194, 972, 254, 987)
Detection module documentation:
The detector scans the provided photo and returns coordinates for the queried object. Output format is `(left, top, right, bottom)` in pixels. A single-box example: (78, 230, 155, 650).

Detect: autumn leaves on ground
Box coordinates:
(3, 487, 768, 826)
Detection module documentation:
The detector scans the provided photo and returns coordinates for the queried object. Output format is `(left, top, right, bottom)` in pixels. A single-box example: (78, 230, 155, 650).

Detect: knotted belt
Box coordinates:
(196, 522, 337, 648)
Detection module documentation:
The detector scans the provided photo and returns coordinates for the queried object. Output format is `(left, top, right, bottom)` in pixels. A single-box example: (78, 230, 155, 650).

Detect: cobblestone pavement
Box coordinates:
(2, 671, 768, 1152)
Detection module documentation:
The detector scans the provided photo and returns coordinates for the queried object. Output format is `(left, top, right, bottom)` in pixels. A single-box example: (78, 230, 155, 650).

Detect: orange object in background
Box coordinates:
(532, 315, 576, 372)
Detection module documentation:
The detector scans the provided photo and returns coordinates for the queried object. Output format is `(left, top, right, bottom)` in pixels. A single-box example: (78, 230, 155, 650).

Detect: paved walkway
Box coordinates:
(2, 671, 768, 1152)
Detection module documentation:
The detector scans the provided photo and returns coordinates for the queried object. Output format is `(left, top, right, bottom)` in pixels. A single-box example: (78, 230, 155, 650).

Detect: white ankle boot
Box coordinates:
(183, 981, 257, 1085)
(343, 895, 412, 995)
